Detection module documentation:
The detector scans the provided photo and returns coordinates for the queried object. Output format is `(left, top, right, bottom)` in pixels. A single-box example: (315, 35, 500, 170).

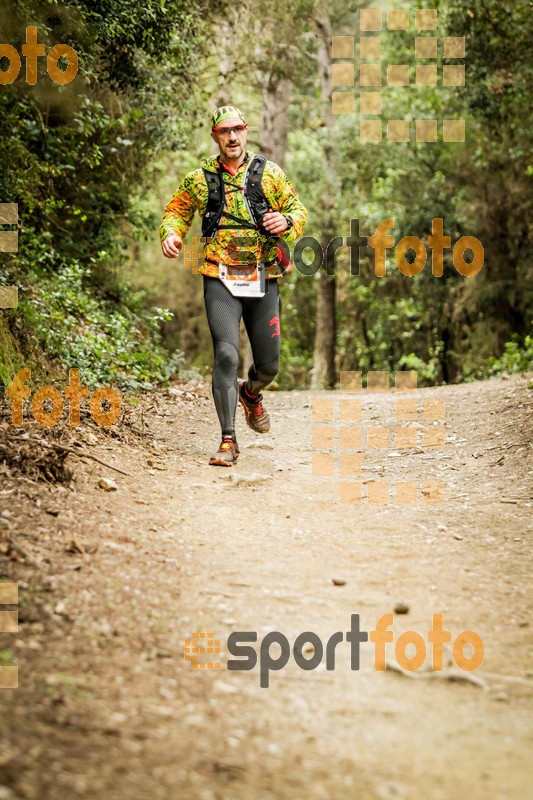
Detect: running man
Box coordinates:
(160, 106, 308, 465)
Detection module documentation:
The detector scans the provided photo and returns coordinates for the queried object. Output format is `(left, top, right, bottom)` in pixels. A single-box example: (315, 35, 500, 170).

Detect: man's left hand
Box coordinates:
(262, 211, 289, 235)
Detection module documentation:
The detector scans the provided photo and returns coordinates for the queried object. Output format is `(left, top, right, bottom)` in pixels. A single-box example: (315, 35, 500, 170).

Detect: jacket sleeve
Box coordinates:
(159, 172, 199, 243)
(265, 163, 308, 242)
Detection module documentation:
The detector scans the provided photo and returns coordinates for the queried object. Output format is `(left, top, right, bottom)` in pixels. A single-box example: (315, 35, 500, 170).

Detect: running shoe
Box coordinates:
(238, 380, 271, 433)
(209, 436, 240, 466)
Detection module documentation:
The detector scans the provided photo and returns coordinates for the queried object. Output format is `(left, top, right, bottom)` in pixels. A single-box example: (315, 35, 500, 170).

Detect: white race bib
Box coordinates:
(218, 262, 266, 297)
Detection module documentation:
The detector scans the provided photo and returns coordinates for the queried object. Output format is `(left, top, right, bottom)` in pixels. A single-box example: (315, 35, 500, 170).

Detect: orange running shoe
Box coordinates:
(238, 380, 271, 433)
(209, 436, 240, 466)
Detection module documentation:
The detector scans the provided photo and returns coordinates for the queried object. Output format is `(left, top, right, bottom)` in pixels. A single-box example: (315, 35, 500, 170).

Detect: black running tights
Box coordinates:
(203, 275, 281, 438)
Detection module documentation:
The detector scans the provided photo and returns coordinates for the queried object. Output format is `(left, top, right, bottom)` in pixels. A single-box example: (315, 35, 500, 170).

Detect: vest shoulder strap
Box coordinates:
(243, 155, 270, 236)
(201, 164, 225, 239)
(201, 155, 271, 239)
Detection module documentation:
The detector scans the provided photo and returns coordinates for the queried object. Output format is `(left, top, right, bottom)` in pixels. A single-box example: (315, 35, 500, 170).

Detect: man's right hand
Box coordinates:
(161, 235, 182, 258)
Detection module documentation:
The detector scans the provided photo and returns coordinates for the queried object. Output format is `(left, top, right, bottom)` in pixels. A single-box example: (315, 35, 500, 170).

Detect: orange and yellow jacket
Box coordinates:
(160, 150, 308, 279)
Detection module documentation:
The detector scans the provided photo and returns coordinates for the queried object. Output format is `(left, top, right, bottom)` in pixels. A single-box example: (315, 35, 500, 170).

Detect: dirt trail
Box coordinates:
(0, 374, 532, 800)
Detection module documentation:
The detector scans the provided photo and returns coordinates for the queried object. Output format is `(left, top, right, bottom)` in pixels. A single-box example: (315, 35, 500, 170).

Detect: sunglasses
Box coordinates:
(213, 124, 247, 136)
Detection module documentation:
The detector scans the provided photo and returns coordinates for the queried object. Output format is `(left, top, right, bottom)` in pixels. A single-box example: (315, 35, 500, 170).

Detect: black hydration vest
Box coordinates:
(201, 154, 272, 239)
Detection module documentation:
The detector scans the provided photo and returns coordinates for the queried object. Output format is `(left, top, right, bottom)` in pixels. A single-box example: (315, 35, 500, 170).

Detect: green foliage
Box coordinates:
(128, 0, 532, 389)
(16, 260, 184, 388)
(0, 650, 14, 666)
(489, 325, 533, 376)
(316, 0, 533, 385)
(2, 0, 530, 391)
(0, 0, 206, 387)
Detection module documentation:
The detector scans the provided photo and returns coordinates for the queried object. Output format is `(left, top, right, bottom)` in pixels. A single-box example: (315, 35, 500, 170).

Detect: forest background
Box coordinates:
(0, 0, 532, 393)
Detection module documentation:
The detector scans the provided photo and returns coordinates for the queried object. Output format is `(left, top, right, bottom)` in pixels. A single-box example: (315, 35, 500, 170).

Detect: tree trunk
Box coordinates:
(259, 73, 292, 167)
(214, 14, 238, 108)
(314, 272, 337, 387)
(312, 14, 337, 389)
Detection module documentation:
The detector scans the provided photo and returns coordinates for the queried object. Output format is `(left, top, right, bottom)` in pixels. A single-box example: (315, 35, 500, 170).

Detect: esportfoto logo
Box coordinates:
(185, 614, 484, 688)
